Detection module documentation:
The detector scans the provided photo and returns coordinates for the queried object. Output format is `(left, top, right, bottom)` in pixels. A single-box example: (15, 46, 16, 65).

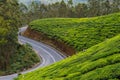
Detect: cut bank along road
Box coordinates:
(0, 27, 66, 80)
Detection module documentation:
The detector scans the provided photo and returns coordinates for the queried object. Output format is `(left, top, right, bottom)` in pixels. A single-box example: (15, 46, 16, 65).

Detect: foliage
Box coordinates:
(0, 16, 40, 75)
(15, 33, 120, 80)
(20, 0, 120, 24)
(29, 13, 120, 51)
(0, 0, 22, 70)
(0, 44, 40, 75)
(0, 0, 40, 75)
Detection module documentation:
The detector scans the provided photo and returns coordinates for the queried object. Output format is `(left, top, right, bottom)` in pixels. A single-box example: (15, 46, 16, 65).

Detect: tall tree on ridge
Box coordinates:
(0, 0, 22, 70)
(59, 0, 67, 17)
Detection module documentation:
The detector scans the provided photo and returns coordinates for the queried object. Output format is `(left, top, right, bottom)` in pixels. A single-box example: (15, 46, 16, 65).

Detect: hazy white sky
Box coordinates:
(19, 0, 87, 5)
(19, 0, 63, 4)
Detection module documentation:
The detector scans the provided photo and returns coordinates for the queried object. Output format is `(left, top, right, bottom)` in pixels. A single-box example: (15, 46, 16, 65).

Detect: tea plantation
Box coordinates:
(15, 13, 120, 80)
(29, 13, 120, 51)
(15, 34, 120, 80)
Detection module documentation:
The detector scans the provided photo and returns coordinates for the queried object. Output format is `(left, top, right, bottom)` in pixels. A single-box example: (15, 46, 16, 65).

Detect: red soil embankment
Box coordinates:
(23, 27, 76, 56)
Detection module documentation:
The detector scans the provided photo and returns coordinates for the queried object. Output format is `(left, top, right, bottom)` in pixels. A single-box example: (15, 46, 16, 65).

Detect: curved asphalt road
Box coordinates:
(0, 27, 66, 80)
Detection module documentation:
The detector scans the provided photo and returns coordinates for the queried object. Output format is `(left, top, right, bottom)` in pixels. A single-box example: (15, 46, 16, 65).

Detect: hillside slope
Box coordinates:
(25, 13, 120, 55)
(16, 34, 120, 80)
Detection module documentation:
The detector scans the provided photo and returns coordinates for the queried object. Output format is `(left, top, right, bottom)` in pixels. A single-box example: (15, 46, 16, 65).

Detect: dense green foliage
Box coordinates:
(0, 0, 40, 75)
(29, 13, 120, 51)
(0, 44, 40, 75)
(0, 0, 21, 71)
(20, 0, 120, 24)
(15, 34, 120, 80)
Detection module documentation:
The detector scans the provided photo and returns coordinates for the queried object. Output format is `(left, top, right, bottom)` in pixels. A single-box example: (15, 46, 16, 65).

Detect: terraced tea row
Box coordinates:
(15, 34, 120, 80)
(29, 13, 120, 52)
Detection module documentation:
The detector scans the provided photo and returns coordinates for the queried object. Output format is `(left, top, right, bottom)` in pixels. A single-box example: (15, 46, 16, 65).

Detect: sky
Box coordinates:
(19, 0, 87, 5)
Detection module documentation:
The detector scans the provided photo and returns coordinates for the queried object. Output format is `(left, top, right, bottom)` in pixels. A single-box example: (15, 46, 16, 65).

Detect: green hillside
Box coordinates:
(16, 34, 120, 80)
(29, 13, 120, 52)
(15, 13, 120, 80)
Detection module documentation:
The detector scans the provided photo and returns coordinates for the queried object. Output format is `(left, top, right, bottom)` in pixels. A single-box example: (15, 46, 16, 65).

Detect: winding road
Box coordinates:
(0, 27, 66, 80)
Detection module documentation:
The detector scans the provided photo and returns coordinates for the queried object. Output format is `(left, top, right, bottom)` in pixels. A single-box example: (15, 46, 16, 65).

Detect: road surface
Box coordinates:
(0, 27, 66, 80)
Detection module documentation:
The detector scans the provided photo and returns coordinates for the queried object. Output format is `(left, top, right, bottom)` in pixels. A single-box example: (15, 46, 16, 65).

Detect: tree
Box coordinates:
(102, 0, 111, 15)
(0, 0, 22, 70)
(111, 0, 120, 13)
(47, 2, 60, 17)
(18, 0, 120, 20)
(67, 0, 75, 17)
(19, 3, 29, 25)
(75, 3, 88, 17)
(68, 0, 73, 8)
(88, 0, 102, 16)
(58, 0, 67, 17)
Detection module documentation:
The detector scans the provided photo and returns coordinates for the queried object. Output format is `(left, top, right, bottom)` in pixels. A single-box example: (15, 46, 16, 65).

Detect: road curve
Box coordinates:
(0, 27, 66, 80)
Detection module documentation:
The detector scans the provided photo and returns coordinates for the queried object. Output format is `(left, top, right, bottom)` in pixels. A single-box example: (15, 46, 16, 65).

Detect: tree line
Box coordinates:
(20, 0, 120, 24)
(0, 0, 40, 73)
(0, 0, 22, 70)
